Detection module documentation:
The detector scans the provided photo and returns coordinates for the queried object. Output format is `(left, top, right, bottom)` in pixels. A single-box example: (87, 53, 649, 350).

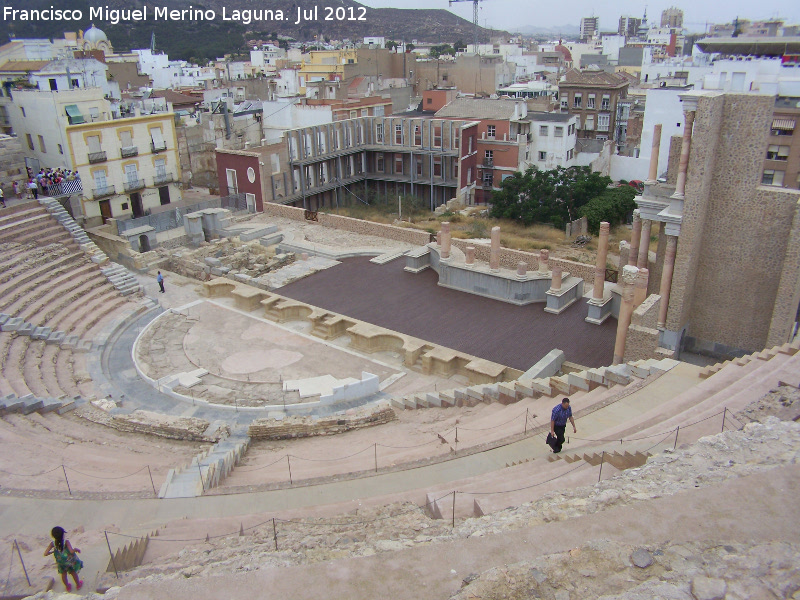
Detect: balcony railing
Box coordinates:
(154, 172, 174, 185)
(120, 145, 139, 158)
(482, 181, 493, 188)
(151, 141, 167, 153)
(123, 178, 145, 192)
(88, 151, 107, 164)
(483, 158, 494, 167)
(92, 185, 115, 199)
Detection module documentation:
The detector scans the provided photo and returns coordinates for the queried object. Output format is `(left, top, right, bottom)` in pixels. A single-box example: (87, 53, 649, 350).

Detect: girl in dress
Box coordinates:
(44, 526, 83, 591)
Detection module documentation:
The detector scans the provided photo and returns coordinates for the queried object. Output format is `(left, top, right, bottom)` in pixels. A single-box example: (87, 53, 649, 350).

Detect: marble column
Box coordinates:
(646, 124, 662, 184)
(629, 210, 641, 267)
(441, 221, 451, 260)
(637, 219, 652, 269)
(657, 235, 678, 328)
(633, 267, 649, 308)
(672, 108, 696, 200)
(538, 249, 550, 273)
(516, 261, 527, 279)
(592, 221, 610, 301)
(465, 246, 475, 267)
(613, 265, 639, 365)
(489, 227, 500, 271)
(550, 265, 563, 291)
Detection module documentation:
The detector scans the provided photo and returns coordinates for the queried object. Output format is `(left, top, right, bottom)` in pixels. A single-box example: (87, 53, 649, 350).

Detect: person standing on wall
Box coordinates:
(549, 398, 576, 453)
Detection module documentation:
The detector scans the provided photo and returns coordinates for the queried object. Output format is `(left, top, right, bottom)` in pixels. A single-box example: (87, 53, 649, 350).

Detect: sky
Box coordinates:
(360, 0, 797, 34)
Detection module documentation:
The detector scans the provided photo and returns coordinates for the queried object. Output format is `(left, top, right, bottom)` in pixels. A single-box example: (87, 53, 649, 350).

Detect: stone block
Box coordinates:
(530, 378, 554, 396)
(425, 493, 443, 520)
(0, 313, 9, 326)
(204, 257, 222, 267)
(514, 380, 536, 398)
(425, 392, 442, 408)
(496, 381, 518, 404)
(521, 349, 565, 380)
(438, 389, 456, 407)
(567, 371, 592, 392)
(16, 322, 34, 336)
(32, 327, 52, 340)
(1, 317, 24, 332)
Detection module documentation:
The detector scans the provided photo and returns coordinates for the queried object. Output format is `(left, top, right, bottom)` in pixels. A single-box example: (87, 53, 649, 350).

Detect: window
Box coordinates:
(120, 130, 133, 148)
(433, 126, 442, 147)
(560, 98, 568, 110)
(585, 115, 595, 131)
(483, 172, 493, 187)
(573, 93, 582, 108)
(226, 168, 238, 195)
(93, 169, 108, 190)
(468, 136, 473, 154)
(484, 150, 493, 166)
(26, 134, 33, 150)
(414, 125, 421, 146)
(374, 105, 384, 117)
(155, 158, 167, 180)
(20, 107, 26, 117)
(361, 109, 368, 117)
(568, 123, 575, 135)
(416, 157, 423, 176)
(487, 125, 496, 139)
(540, 125, 549, 136)
(538, 151, 547, 161)
(597, 114, 610, 132)
(587, 94, 596, 109)
(762, 169, 784, 186)
(376, 123, 384, 143)
(601, 95, 610, 110)
(567, 148, 574, 160)
(596, 135, 608, 141)
(554, 127, 564, 138)
(376, 154, 385, 172)
(433, 157, 442, 177)
(349, 110, 357, 119)
(766, 145, 790, 160)
(271, 153, 280, 173)
(467, 167, 472, 183)
(427, 97, 433, 105)
(394, 155, 404, 174)
(58, 144, 63, 154)
(87, 135, 101, 154)
(771, 119, 795, 136)
(395, 124, 402, 144)
(150, 127, 166, 151)
(453, 161, 458, 179)
(38, 135, 46, 152)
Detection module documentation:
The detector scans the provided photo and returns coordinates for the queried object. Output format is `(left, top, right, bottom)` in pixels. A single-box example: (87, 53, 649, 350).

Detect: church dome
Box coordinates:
(83, 24, 108, 44)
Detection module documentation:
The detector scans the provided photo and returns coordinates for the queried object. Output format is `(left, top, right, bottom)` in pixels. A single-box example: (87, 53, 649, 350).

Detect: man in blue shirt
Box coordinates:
(549, 398, 576, 453)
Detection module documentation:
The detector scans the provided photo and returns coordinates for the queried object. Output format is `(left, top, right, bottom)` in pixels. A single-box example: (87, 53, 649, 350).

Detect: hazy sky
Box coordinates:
(360, 0, 796, 33)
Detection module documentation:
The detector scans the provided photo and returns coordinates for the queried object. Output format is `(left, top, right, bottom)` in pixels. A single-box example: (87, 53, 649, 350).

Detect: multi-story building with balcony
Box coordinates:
(558, 68, 630, 142)
(762, 97, 800, 189)
(66, 112, 182, 226)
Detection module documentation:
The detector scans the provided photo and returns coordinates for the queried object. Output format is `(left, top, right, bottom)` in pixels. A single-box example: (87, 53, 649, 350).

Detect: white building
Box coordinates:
(497, 81, 556, 99)
(601, 35, 627, 62)
(250, 44, 286, 74)
(363, 37, 386, 47)
(527, 112, 578, 169)
(135, 49, 215, 89)
(31, 58, 119, 100)
(260, 100, 334, 144)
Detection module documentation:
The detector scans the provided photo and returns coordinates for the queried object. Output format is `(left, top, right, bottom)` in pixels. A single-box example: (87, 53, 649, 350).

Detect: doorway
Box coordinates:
(130, 193, 144, 218)
(158, 185, 170, 205)
(139, 234, 151, 252)
(99, 200, 112, 223)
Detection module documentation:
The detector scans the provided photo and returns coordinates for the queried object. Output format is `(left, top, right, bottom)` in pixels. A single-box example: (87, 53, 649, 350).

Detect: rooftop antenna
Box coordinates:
(448, 0, 488, 52)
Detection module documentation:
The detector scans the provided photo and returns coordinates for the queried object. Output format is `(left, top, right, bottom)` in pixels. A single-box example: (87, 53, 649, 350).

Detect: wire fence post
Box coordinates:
(374, 443, 378, 473)
(451, 491, 456, 528)
(455, 427, 458, 452)
(524, 408, 528, 435)
(272, 518, 278, 551)
(673, 425, 680, 450)
(286, 455, 293, 485)
(197, 462, 206, 492)
(598, 451, 605, 483)
(147, 465, 157, 498)
(61, 465, 72, 496)
(13, 539, 31, 587)
(104, 531, 119, 579)
(721, 407, 727, 433)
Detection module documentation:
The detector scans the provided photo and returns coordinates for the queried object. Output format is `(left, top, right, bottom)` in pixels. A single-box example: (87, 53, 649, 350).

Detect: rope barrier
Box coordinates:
(64, 465, 149, 480)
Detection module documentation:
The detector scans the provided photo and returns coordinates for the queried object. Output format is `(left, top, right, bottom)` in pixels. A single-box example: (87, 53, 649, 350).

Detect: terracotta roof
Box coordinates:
(559, 68, 630, 88)
(0, 60, 50, 73)
(554, 44, 573, 62)
(150, 89, 203, 105)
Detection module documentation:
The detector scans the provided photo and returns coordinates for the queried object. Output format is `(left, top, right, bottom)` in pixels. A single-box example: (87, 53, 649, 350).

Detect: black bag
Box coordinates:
(546, 432, 557, 449)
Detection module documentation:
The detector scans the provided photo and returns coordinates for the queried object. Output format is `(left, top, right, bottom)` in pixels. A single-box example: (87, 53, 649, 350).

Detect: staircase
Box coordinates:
(159, 434, 250, 498)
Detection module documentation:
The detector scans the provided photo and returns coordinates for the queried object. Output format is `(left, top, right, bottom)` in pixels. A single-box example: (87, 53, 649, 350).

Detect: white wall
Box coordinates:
(610, 154, 648, 181)
(639, 87, 686, 178)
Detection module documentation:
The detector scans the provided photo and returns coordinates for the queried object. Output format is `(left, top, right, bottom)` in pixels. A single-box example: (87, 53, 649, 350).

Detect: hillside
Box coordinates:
(0, 0, 497, 62)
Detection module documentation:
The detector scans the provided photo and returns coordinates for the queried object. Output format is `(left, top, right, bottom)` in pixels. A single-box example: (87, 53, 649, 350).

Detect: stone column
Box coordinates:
(672, 108, 696, 200)
(633, 267, 649, 308)
(646, 124, 662, 184)
(435, 232, 441, 246)
(550, 265, 563, 291)
(613, 265, 639, 365)
(538, 249, 550, 273)
(441, 221, 451, 260)
(516, 261, 527, 279)
(489, 227, 500, 271)
(592, 221, 610, 301)
(637, 219, 652, 269)
(465, 246, 475, 267)
(628, 210, 641, 266)
(657, 235, 678, 328)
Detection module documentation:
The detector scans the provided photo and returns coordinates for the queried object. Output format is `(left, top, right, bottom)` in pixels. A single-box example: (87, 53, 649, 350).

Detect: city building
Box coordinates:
(66, 112, 182, 226)
(619, 16, 643, 39)
(763, 97, 800, 189)
(558, 68, 630, 142)
(580, 17, 600, 42)
(660, 7, 684, 30)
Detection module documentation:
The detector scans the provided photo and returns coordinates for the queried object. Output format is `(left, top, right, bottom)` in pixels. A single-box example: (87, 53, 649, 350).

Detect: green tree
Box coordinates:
(453, 38, 467, 52)
(429, 44, 456, 58)
(489, 166, 611, 228)
(385, 40, 399, 51)
(578, 186, 638, 234)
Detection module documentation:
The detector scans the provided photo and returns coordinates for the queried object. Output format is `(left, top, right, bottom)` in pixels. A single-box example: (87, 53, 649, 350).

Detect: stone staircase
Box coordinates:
(159, 434, 250, 499)
(0, 392, 81, 416)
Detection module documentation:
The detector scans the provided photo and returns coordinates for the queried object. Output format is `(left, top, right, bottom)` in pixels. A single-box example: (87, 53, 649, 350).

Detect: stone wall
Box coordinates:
(86, 224, 138, 265)
(666, 134, 681, 185)
(0, 134, 26, 195)
(767, 198, 800, 347)
(624, 294, 661, 362)
(670, 93, 800, 355)
(77, 406, 219, 443)
(565, 216, 588, 239)
(248, 405, 396, 440)
(261, 202, 431, 245)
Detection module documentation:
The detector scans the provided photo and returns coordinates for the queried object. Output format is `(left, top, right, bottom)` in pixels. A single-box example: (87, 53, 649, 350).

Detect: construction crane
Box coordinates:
(448, 0, 487, 52)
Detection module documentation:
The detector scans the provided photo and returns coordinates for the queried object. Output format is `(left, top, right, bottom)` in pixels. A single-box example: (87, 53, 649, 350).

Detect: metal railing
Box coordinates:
(92, 185, 115, 198)
(151, 141, 167, 153)
(483, 158, 494, 167)
(88, 151, 107, 164)
(123, 178, 145, 192)
(120, 146, 139, 158)
(154, 173, 174, 185)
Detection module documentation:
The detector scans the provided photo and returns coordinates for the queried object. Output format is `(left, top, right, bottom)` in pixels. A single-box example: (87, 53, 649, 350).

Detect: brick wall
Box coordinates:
(248, 405, 396, 440)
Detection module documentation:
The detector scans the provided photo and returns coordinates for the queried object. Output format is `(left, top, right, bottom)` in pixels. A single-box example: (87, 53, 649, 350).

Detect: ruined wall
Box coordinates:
(624, 294, 662, 362)
(248, 405, 396, 440)
(767, 198, 800, 347)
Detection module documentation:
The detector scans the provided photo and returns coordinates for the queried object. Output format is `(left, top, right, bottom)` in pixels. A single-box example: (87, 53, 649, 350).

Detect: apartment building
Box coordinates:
(762, 97, 800, 189)
(580, 16, 599, 41)
(66, 113, 182, 226)
(558, 68, 630, 142)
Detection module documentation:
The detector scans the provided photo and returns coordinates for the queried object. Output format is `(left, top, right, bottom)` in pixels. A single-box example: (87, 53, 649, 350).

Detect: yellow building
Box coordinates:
(66, 112, 182, 227)
(298, 50, 357, 93)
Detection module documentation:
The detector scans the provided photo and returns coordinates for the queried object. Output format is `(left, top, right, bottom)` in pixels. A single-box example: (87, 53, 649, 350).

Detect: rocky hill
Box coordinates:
(0, 0, 495, 62)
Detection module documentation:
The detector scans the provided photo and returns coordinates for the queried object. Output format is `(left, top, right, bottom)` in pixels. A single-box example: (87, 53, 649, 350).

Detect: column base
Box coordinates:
(585, 295, 613, 325)
(544, 277, 583, 314)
